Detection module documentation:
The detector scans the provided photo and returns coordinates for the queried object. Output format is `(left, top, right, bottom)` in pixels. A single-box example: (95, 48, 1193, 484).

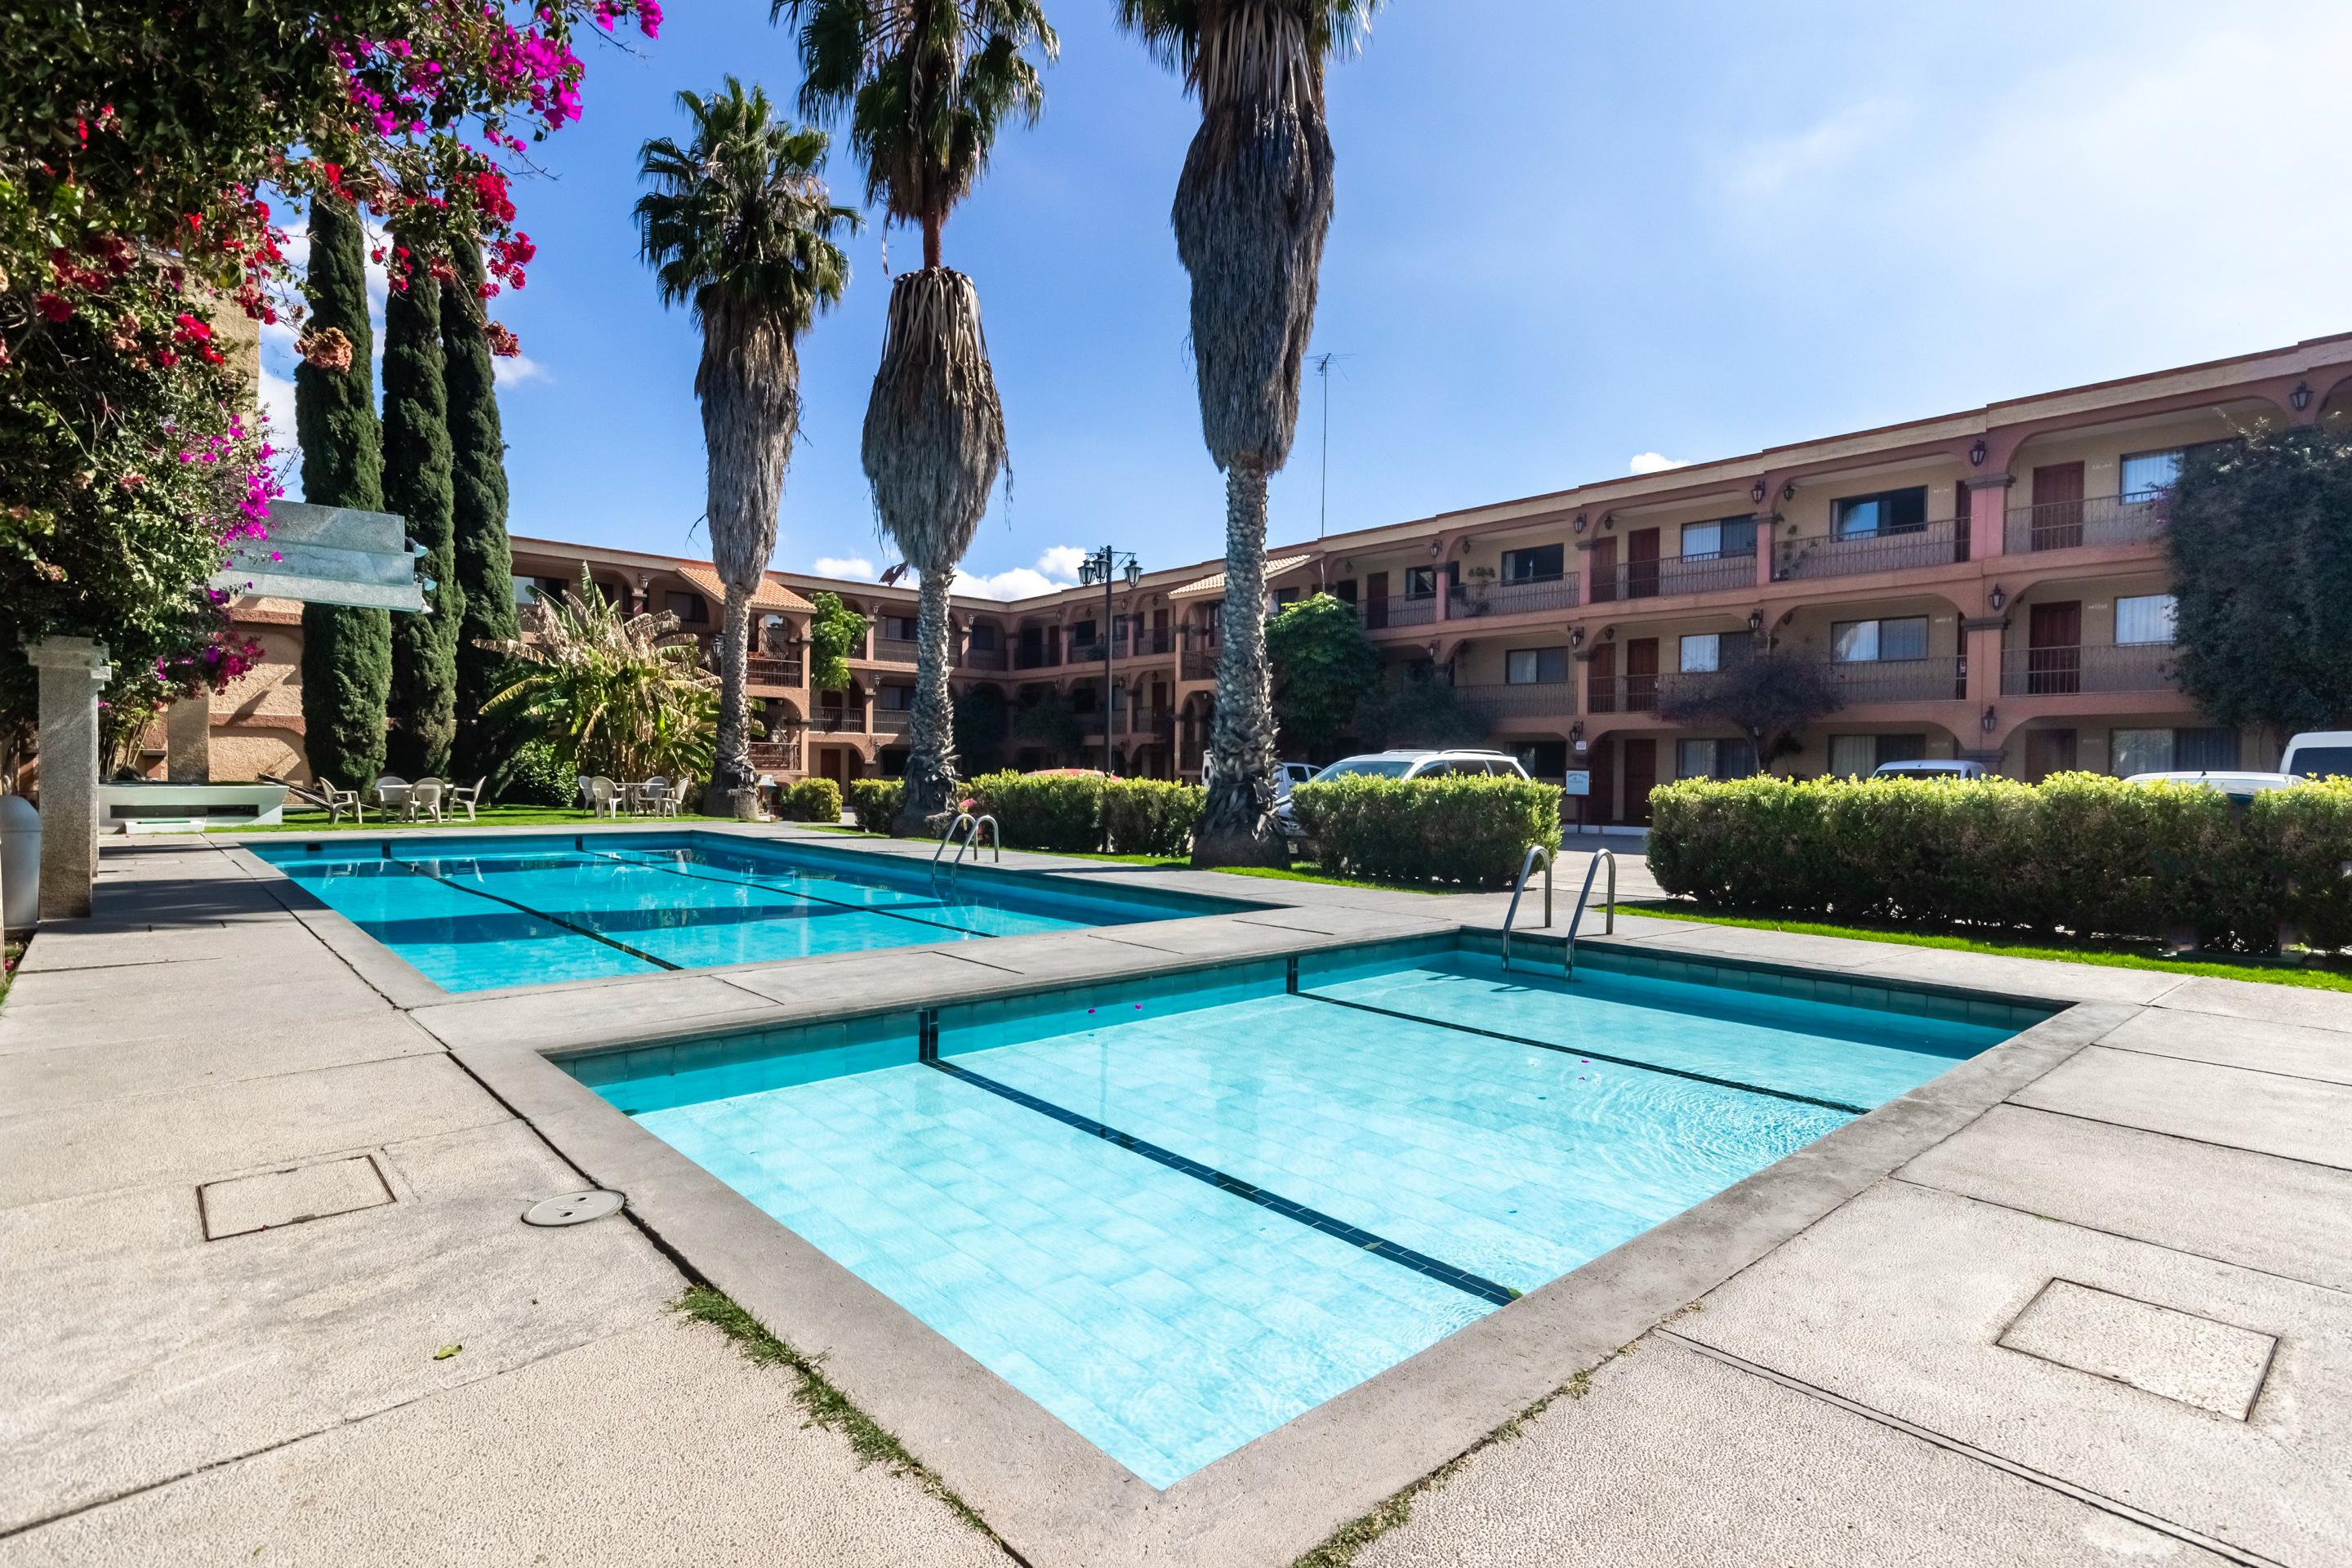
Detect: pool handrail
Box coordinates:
(1499, 842, 1553, 973)
(954, 813, 1002, 866)
(933, 812, 978, 866)
(1564, 849, 1617, 976)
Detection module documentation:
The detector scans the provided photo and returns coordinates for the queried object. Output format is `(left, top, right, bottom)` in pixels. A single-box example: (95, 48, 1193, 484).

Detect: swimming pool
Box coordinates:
(253, 831, 1250, 992)
(580, 937, 2047, 1488)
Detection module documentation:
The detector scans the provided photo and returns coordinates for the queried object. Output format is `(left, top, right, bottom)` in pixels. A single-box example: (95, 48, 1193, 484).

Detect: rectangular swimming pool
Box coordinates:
(253, 831, 1250, 992)
(577, 937, 2051, 1488)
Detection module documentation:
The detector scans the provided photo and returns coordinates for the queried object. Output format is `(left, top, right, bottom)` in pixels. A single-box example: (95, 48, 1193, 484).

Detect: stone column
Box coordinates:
(166, 696, 212, 783)
(29, 638, 112, 920)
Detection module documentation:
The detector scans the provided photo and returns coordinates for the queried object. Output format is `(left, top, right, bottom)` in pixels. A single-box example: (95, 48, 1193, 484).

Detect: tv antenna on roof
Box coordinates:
(1310, 351, 1352, 544)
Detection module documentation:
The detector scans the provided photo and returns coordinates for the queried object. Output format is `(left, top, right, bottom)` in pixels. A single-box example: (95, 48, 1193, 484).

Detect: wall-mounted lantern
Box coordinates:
(1980, 706, 1998, 734)
(1989, 583, 2008, 612)
(2292, 381, 2314, 412)
(1969, 439, 1988, 467)
(1750, 479, 1767, 504)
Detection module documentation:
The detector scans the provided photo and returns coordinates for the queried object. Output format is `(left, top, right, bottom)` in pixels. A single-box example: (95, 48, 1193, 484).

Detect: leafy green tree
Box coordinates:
(1115, 0, 1382, 866)
(953, 683, 1011, 773)
(1353, 671, 1486, 751)
(1010, 692, 1084, 755)
(295, 192, 395, 789)
(637, 79, 856, 801)
(807, 591, 871, 691)
(381, 241, 461, 776)
(773, 0, 1056, 829)
(1654, 647, 1839, 770)
(2167, 425, 2352, 737)
(1267, 592, 1378, 755)
(443, 236, 520, 782)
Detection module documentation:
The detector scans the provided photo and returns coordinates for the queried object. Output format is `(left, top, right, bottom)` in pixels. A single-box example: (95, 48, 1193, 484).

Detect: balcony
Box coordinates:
(1779, 521, 1964, 580)
(872, 709, 913, 736)
(1588, 550, 1755, 604)
(2003, 494, 2167, 554)
(1126, 628, 1177, 657)
(957, 645, 1008, 671)
(871, 637, 920, 664)
(1999, 643, 2177, 697)
(745, 655, 802, 688)
(1360, 595, 1438, 630)
(1585, 674, 1659, 715)
(1181, 648, 1218, 680)
(1454, 679, 1577, 722)
(747, 739, 803, 772)
(1824, 656, 1968, 703)
(1448, 574, 1581, 620)
(811, 707, 864, 734)
(1013, 644, 1062, 671)
(1067, 639, 1107, 666)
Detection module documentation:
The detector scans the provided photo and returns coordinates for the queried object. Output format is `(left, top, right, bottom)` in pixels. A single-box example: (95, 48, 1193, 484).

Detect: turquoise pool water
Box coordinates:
(588, 942, 2035, 1488)
(253, 832, 1243, 992)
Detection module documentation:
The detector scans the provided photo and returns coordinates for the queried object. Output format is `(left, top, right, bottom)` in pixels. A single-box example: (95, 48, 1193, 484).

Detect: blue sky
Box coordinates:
(262, 0, 2352, 598)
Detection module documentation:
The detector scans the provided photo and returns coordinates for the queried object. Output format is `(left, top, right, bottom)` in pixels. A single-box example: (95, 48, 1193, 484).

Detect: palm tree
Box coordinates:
(1116, 0, 1381, 867)
(772, 0, 1057, 831)
(635, 78, 857, 804)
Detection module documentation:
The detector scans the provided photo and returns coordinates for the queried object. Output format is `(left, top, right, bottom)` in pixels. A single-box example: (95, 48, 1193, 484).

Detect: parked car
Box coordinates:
(1273, 761, 1317, 798)
(2123, 770, 2302, 804)
(1870, 760, 1989, 781)
(1275, 750, 1532, 842)
(2281, 731, 2352, 781)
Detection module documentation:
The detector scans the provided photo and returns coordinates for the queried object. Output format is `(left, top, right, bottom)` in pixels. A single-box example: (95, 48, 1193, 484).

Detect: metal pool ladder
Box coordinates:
(1499, 843, 1552, 973)
(1563, 849, 1617, 976)
(932, 812, 1002, 871)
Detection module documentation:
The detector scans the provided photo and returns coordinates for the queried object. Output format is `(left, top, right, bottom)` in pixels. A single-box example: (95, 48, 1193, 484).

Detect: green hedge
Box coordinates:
(1287, 774, 1562, 887)
(848, 778, 903, 833)
(961, 771, 1209, 856)
(1647, 772, 2352, 951)
(1102, 779, 1206, 857)
(780, 777, 841, 824)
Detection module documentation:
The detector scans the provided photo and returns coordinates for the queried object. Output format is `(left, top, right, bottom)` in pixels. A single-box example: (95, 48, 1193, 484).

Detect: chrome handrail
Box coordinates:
(1500, 842, 1554, 973)
(933, 812, 977, 866)
(1565, 849, 1617, 976)
(954, 813, 1001, 866)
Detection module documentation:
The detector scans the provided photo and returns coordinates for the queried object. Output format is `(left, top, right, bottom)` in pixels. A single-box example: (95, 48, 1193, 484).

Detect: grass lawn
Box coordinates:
(213, 806, 739, 835)
(1622, 900, 2352, 992)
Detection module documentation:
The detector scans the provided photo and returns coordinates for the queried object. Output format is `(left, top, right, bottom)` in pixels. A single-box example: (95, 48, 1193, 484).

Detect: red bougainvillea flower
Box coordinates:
(35, 292, 72, 322)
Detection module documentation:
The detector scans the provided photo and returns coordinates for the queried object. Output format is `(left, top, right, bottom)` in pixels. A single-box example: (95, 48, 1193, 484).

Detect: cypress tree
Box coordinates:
(294, 193, 393, 790)
(443, 238, 519, 782)
(381, 235, 461, 777)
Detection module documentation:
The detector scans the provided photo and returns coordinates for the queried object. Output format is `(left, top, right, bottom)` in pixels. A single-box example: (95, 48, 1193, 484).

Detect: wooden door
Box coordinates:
(1626, 528, 1660, 599)
(1586, 643, 1618, 712)
(1365, 571, 1389, 630)
(1588, 538, 1619, 604)
(1953, 481, 1972, 563)
(1623, 738, 1659, 824)
(2027, 601, 2081, 694)
(2032, 462, 2085, 550)
(1624, 637, 1659, 712)
(2023, 728, 2078, 782)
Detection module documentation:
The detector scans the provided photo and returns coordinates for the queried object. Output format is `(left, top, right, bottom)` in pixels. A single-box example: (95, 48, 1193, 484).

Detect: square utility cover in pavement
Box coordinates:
(200, 1155, 394, 1240)
(1998, 1279, 2276, 1419)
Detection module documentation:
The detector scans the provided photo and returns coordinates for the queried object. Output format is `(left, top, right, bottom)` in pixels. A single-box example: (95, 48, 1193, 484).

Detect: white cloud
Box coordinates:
(1628, 452, 1691, 475)
(956, 546, 1086, 600)
(493, 352, 550, 387)
(813, 555, 879, 581)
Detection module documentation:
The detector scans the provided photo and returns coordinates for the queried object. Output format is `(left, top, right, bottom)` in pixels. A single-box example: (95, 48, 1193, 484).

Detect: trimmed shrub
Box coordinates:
(1646, 771, 2343, 951)
(781, 777, 842, 825)
(497, 738, 573, 808)
(848, 778, 903, 834)
(966, 770, 1107, 853)
(1289, 774, 1563, 887)
(1103, 779, 1205, 857)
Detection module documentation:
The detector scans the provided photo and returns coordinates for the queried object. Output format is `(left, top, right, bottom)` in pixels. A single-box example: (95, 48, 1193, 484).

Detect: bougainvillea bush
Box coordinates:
(0, 2, 658, 765)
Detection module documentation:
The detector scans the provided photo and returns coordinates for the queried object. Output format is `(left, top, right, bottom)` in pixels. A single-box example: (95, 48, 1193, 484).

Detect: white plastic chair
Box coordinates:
(447, 776, 486, 822)
(408, 777, 444, 823)
(375, 774, 411, 816)
(587, 777, 620, 818)
(639, 777, 668, 817)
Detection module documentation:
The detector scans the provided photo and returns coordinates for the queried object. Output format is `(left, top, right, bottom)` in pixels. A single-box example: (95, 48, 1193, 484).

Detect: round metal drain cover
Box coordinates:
(523, 1189, 625, 1227)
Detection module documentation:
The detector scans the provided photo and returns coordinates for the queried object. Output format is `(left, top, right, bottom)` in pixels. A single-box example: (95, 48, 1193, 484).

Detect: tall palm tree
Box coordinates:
(772, 0, 1057, 831)
(1116, 0, 1381, 866)
(635, 78, 857, 802)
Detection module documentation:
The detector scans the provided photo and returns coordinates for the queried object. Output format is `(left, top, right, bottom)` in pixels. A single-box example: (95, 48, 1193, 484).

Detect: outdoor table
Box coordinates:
(376, 783, 413, 818)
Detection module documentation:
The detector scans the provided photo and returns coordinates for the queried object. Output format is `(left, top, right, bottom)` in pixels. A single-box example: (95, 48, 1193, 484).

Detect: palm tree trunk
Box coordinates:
(897, 568, 959, 831)
(1191, 463, 1289, 867)
(714, 586, 753, 795)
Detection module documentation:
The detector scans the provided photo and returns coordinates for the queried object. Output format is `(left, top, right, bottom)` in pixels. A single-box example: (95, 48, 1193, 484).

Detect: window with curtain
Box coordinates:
(2120, 448, 2183, 501)
(1680, 633, 1721, 672)
(1829, 735, 1877, 777)
(1832, 486, 1927, 539)
(2114, 594, 2176, 645)
(1501, 543, 1564, 582)
(2175, 727, 2241, 770)
(1677, 739, 1719, 780)
(1505, 646, 1569, 684)
(1681, 516, 1758, 559)
(1831, 616, 1928, 662)
(2110, 728, 2172, 776)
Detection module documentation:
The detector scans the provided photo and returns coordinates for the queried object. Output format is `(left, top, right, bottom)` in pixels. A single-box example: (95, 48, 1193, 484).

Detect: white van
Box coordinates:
(1870, 760, 1989, 781)
(2281, 732, 2352, 781)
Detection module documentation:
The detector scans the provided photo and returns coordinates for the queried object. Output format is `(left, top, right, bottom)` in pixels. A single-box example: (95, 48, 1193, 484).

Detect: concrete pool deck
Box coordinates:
(1, 826, 2345, 1566)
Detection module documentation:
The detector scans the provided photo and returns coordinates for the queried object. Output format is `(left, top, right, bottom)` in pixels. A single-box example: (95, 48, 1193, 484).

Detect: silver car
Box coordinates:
(1275, 749, 1533, 840)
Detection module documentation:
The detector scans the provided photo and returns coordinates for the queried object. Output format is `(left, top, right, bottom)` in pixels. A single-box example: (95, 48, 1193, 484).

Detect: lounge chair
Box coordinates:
(448, 776, 486, 823)
(263, 773, 364, 826)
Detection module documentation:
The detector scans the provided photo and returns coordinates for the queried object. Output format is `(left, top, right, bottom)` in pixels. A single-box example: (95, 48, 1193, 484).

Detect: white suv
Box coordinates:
(1275, 750, 1533, 840)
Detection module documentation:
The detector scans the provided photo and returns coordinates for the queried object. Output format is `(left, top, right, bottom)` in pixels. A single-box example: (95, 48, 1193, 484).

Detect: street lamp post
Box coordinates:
(1076, 546, 1143, 776)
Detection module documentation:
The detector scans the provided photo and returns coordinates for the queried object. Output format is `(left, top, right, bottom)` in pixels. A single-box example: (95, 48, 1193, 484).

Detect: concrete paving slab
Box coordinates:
(2013, 1046, 2352, 1170)
(2096, 1005, 2352, 1085)
(1359, 1337, 2225, 1568)
(0, 1052, 509, 1209)
(0, 1012, 445, 1115)
(1679, 1180, 2352, 1566)
(0, 1119, 680, 1535)
(0, 1316, 1007, 1568)
(2149, 976, 2352, 1033)
(14, 924, 323, 975)
(1998, 1279, 2275, 1420)
(0, 969, 395, 1054)
(198, 1152, 394, 1238)
(713, 947, 1000, 1009)
(409, 973, 786, 1055)
(1900, 1105, 2352, 1294)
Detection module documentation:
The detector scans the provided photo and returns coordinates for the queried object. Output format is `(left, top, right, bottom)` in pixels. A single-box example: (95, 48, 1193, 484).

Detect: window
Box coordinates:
(1513, 740, 1569, 778)
(1274, 586, 1303, 608)
(2176, 728, 2240, 771)
(1830, 733, 1926, 777)
(511, 575, 541, 607)
(1680, 516, 1758, 559)
(968, 622, 1000, 650)
(1071, 618, 1098, 646)
(880, 685, 915, 712)
(666, 591, 709, 623)
(1677, 738, 1758, 780)
(2120, 448, 2182, 502)
(1501, 543, 1564, 583)
(1333, 578, 1358, 604)
(881, 614, 917, 641)
(1680, 633, 1721, 674)
(1831, 616, 1928, 662)
(1404, 565, 1438, 599)
(1505, 646, 1569, 684)
(2114, 594, 2176, 646)
(1833, 486, 1927, 539)
(2110, 728, 2172, 777)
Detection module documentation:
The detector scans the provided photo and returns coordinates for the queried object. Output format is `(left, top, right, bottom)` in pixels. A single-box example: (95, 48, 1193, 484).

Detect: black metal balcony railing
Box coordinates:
(745, 655, 803, 688)
(1454, 679, 1578, 721)
(747, 739, 804, 772)
(872, 708, 913, 736)
(1780, 520, 1964, 580)
(811, 707, 864, 733)
(2002, 493, 2167, 554)
(1013, 645, 1062, 670)
(1584, 674, 1659, 715)
(1067, 639, 1107, 666)
(1447, 574, 1582, 619)
(1999, 642, 2177, 697)
(1588, 550, 1757, 604)
(1824, 656, 1968, 703)
(956, 645, 1008, 671)
(1181, 648, 1218, 680)
(871, 637, 920, 664)
(1358, 595, 1438, 630)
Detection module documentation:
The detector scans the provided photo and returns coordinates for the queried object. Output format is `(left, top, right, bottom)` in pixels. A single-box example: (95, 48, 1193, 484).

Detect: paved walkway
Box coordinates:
(2, 831, 2344, 1566)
